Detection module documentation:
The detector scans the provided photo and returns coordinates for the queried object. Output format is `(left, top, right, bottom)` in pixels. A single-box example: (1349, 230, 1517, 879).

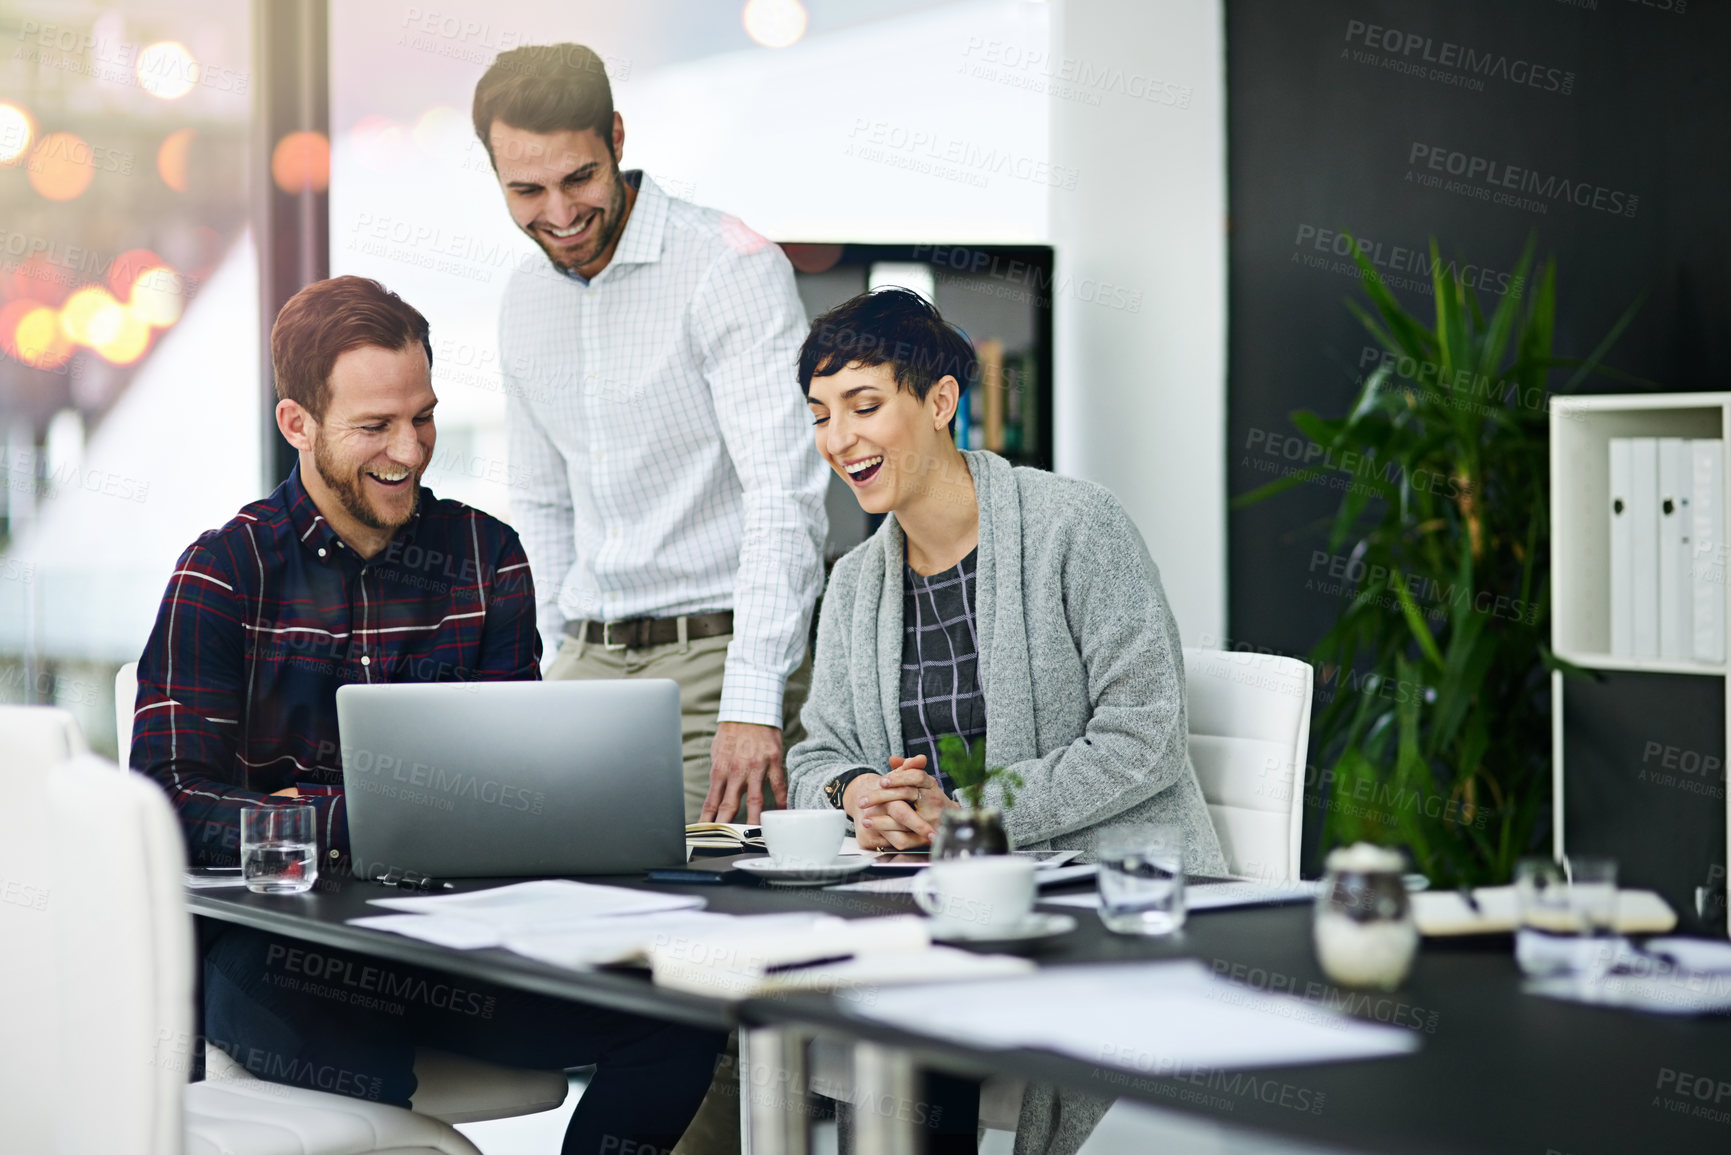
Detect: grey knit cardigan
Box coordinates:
(788, 449, 1226, 876)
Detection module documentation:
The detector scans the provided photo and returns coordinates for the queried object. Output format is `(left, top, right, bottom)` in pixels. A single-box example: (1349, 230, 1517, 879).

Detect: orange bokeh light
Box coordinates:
(130, 266, 186, 328)
(158, 127, 195, 191)
(271, 130, 330, 194)
(59, 285, 119, 346)
(91, 305, 152, 365)
(4, 255, 72, 307)
(28, 131, 96, 201)
(2, 301, 74, 369)
(0, 102, 34, 165)
(0, 299, 39, 356)
(107, 249, 166, 299)
(17, 306, 74, 368)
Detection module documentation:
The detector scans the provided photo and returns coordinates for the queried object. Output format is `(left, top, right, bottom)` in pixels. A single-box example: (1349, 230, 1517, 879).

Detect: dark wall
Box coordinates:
(1225, 0, 1731, 881)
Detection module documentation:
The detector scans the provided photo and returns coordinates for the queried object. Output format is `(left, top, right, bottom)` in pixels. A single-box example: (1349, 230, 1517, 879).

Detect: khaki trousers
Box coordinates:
(546, 623, 811, 1153)
(544, 623, 811, 824)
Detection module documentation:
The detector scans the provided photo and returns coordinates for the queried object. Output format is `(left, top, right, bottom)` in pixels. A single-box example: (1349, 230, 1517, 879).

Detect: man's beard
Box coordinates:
(536, 164, 629, 274)
(312, 431, 418, 533)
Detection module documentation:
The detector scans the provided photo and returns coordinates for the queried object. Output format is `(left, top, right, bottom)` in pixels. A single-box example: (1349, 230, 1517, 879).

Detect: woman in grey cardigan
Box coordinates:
(788, 288, 1225, 877)
(788, 288, 1224, 1155)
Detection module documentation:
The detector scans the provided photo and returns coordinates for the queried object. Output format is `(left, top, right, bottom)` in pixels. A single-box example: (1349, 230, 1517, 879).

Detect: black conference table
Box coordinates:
(188, 864, 1731, 1155)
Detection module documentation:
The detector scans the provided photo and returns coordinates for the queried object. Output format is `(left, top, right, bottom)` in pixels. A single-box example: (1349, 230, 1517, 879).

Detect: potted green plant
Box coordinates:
(931, 734, 1023, 857)
(1234, 237, 1643, 886)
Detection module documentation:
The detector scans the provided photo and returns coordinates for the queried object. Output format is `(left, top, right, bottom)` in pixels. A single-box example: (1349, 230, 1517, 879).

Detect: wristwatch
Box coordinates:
(823, 768, 875, 810)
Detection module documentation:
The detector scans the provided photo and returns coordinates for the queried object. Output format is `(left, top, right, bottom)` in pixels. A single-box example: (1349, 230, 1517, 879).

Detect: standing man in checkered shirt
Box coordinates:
(472, 44, 828, 825)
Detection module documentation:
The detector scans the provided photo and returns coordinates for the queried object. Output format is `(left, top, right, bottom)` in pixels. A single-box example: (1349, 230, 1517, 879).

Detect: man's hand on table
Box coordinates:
(844, 754, 958, 851)
(701, 721, 786, 823)
(269, 787, 300, 798)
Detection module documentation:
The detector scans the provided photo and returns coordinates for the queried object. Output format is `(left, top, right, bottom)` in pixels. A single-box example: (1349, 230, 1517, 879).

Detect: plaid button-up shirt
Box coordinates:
(130, 465, 540, 868)
(900, 549, 987, 797)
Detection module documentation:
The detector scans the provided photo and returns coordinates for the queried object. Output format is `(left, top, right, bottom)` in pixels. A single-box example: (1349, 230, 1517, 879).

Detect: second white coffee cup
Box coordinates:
(760, 809, 848, 866)
(913, 856, 1036, 935)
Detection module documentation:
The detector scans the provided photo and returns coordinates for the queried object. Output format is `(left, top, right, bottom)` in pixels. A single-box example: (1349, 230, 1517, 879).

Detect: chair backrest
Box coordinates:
(49, 754, 193, 1155)
(1183, 647, 1312, 882)
(0, 707, 90, 1149)
(117, 660, 139, 762)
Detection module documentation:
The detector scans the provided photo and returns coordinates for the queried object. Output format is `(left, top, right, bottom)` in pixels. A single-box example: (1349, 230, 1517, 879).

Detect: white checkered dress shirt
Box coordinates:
(500, 172, 829, 727)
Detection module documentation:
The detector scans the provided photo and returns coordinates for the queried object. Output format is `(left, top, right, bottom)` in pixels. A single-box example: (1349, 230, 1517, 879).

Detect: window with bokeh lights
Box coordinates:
(0, 2, 258, 756)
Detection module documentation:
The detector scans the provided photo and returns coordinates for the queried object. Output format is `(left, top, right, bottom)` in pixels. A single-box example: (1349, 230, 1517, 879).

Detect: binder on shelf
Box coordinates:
(1692, 439, 1726, 665)
(1659, 438, 1694, 660)
(978, 339, 1005, 453)
(1610, 438, 1633, 657)
(1630, 438, 1660, 659)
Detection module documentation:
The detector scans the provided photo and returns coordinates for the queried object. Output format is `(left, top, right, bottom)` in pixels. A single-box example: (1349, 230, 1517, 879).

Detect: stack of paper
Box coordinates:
(648, 914, 1034, 999)
(845, 960, 1420, 1072)
(1526, 936, 1731, 1016)
(505, 911, 834, 969)
(348, 879, 707, 950)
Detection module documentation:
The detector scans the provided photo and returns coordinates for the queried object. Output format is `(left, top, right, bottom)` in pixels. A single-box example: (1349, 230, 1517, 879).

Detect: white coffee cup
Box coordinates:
(913, 856, 1036, 935)
(760, 809, 848, 866)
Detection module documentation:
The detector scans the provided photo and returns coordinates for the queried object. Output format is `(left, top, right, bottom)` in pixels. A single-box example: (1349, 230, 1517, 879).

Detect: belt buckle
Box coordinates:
(602, 620, 630, 651)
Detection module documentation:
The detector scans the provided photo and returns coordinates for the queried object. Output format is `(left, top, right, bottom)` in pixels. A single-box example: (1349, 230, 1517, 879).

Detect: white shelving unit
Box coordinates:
(1549, 393, 1731, 934)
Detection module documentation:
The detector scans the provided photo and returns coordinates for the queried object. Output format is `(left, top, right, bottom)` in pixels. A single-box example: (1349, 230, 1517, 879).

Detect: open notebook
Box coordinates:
(685, 822, 765, 852)
(1411, 886, 1677, 936)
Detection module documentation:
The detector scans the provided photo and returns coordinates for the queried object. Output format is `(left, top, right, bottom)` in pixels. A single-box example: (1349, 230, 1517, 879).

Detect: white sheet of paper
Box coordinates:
(1645, 936, 1731, 975)
(183, 870, 249, 890)
(503, 912, 834, 969)
(348, 913, 504, 950)
(366, 879, 705, 928)
(844, 960, 1419, 1072)
(830, 874, 919, 895)
(1042, 880, 1322, 912)
(1525, 972, 1731, 1016)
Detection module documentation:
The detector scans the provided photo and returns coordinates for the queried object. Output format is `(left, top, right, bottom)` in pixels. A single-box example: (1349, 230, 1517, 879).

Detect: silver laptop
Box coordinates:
(335, 679, 685, 879)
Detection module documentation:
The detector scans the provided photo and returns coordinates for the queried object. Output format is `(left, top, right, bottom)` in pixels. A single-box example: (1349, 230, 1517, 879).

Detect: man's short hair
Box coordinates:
(271, 276, 432, 421)
(797, 287, 979, 408)
(472, 43, 615, 168)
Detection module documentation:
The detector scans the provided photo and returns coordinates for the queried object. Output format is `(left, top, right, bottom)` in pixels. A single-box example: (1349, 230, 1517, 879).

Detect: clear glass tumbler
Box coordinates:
(1096, 823, 1186, 935)
(1515, 857, 1585, 978)
(1566, 855, 1619, 986)
(241, 805, 318, 895)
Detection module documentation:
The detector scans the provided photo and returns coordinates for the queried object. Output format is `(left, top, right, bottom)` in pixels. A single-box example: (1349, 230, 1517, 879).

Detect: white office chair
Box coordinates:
(21, 749, 482, 1155)
(0, 706, 91, 1151)
(813, 646, 1318, 1137)
(1182, 646, 1312, 883)
(116, 660, 138, 764)
(116, 663, 568, 1126)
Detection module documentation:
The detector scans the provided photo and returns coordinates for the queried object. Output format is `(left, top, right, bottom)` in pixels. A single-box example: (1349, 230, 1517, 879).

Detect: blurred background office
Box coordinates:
(2, 0, 1726, 911)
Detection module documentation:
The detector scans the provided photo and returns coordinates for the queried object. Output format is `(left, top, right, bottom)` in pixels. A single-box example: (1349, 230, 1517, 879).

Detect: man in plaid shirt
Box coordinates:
(130, 276, 724, 1153)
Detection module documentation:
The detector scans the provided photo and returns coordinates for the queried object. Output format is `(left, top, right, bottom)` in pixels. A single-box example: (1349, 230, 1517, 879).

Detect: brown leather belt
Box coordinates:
(565, 611, 734, 651)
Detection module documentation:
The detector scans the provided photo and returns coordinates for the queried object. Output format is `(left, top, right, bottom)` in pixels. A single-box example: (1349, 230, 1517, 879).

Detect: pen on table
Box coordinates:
(377, 868, 454, 891)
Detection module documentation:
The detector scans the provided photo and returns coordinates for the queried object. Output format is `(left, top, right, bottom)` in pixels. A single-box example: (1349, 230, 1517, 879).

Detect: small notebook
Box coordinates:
(685, 822, 766, 851)
(1411, 886, 1677, 936)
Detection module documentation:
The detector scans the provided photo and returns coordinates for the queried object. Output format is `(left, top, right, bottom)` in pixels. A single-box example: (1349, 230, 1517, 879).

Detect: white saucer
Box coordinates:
(928, 912, 1077, 944)
(734, 856, 873, 887)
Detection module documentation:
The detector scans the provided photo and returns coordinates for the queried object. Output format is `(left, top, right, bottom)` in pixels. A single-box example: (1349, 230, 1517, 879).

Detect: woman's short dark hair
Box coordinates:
(797, 287, 978, 406)
(472, 43, 615, 168)
(271, 277, 432, 420)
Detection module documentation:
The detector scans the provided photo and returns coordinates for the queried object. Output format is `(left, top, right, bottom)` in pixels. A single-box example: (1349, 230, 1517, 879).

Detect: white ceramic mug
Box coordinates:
(760, 809, 848, 866)
(913, 856, 1036, 935)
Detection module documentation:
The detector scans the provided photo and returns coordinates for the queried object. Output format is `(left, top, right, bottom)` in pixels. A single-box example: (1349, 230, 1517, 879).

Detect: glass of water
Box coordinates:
(1566, 855, 1620, 986)
(1097, 823, 1186, 935)
(1515, 856, 1618, 983)
(241, 806, 318, 895)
